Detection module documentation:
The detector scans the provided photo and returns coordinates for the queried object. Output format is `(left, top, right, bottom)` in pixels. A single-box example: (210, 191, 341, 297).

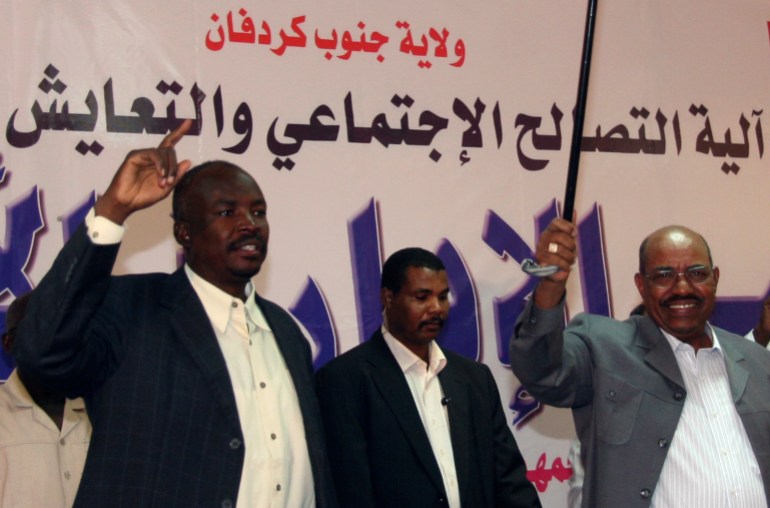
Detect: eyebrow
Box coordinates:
(652, 264, 708, 272)
(212, 198, 266, 206)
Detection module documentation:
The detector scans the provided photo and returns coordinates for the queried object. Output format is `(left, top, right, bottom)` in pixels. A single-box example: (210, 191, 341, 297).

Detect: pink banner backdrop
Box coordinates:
(3, 2, 770, 505)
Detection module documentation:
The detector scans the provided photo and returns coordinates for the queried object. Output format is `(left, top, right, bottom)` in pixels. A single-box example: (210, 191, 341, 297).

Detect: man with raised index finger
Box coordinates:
(510, 218, 770, 508)
(13, 120, 337, 508)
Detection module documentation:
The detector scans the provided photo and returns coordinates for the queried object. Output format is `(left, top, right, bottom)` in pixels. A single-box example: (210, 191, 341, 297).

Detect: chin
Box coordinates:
(231, 265, 262, 280)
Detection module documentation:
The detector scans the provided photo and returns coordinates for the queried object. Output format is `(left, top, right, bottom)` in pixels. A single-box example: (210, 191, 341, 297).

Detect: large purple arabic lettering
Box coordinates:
(577, 204, 611, 317)
(482, 201, 558, 365)
(509, 384, 541, 427)
(0, 186, 44, 300)
(435, 240, 480, 360)
(0, 171, 43, 380)
(348, 199, 384, 344)
(288, 277, 338, 370)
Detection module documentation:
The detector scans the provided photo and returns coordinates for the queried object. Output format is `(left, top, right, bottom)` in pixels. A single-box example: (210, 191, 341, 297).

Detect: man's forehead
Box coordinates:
(192, 170, 263, 198)
(646, 234, 709, 266)
(403, 267, 448, 288)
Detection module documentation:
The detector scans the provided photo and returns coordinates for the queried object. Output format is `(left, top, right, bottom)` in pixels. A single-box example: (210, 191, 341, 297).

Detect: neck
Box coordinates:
(18, 371, 66, 430)
(402, 341, 430, 364)
(675, 328, 713, 353)
(688, 334, 713, 353)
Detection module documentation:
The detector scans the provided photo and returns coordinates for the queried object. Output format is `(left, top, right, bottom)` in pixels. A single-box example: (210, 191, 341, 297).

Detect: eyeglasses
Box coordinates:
(643, 265, 714, 289)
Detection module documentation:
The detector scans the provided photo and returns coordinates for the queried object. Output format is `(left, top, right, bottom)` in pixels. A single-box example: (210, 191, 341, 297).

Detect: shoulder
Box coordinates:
(567, 313, 650, 346)
(109, 271, 174, 290)
(318, 339, 376, 375)
(570, 312, 640, 334)
(443, 348, 486, 372)
(717, 327, 770, 365)
(255, 295, 300, 330)
(441, 349, 498, 390)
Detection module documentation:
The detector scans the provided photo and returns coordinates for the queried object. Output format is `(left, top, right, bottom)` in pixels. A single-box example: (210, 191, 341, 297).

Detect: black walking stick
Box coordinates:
(521, 0, 598, 277)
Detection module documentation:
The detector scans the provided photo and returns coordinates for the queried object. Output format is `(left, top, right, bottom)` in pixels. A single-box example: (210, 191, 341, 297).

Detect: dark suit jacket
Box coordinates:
(511, 299, 770, 508)
(316, 330, 541, 508)
(14, 225, 336, 508)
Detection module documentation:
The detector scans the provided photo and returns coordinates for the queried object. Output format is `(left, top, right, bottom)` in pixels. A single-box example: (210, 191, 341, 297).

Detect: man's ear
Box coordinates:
(633, 272, 646, 299)
(381, 287, 393, 309)
(173, 222, 191, 248)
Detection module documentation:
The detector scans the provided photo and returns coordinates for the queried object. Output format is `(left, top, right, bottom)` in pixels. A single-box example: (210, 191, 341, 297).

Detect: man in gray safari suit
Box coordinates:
(510, 218, 770, 507)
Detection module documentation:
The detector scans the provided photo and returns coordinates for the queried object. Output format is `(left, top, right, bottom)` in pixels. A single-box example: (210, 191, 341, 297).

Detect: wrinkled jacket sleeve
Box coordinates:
(509, 297, 594, 408)
(13, 224, 121, 398)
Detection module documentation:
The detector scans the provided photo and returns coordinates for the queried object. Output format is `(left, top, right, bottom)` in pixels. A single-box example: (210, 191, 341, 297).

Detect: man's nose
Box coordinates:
(671, 272, 696, 292)
(428, 297, 446, 313)
(238, 211, 259, 230)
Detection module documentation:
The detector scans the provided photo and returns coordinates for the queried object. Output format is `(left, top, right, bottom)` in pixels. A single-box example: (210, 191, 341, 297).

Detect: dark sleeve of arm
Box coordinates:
(484, 365, 542, 508)
(315, 364, 377, 508)
(13, 224, 120, 397)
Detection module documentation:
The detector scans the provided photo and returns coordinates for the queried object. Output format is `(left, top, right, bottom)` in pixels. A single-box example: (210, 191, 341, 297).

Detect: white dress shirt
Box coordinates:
(652, 325, 766, 507)
(187, 267, 315, 508)
(0, 370, 91, 508)
(382, 326, 461, 508)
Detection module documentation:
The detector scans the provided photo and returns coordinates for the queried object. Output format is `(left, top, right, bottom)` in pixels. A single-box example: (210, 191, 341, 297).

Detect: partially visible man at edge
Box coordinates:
(510, 218, 770, 508)
(12, 120, 337, 508)
(0, 292, 92, 508)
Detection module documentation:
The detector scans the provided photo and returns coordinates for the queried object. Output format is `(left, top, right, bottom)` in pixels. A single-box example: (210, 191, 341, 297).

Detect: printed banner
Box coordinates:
(3, 1, 770, 505)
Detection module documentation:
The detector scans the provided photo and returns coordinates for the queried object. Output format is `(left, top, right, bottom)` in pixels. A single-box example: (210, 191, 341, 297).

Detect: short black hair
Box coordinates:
(381, 248, 445, 294)
(172, 160, 245, 221)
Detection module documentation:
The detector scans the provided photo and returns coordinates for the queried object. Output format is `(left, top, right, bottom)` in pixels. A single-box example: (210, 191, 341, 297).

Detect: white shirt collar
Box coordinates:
(184, 265, 271, 334)
(381, 325, 447, 375)
(660, 322, 721, 354)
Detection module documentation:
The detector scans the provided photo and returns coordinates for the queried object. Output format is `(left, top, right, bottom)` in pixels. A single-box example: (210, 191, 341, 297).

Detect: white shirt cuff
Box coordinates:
(85, 208, 126, 245)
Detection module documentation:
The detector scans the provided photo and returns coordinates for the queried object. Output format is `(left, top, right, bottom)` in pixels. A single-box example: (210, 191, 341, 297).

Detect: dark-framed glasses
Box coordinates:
(644, 265, 714, 289)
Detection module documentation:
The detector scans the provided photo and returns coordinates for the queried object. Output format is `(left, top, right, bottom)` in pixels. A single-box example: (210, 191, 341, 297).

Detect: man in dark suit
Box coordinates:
(13, 120, 337, 508)
(511, 218, 770, 507)
(316, 247, 541, 508)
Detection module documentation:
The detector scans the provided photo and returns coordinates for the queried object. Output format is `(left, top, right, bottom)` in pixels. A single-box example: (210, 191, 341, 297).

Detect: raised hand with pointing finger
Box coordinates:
(94, 119, 192, 225)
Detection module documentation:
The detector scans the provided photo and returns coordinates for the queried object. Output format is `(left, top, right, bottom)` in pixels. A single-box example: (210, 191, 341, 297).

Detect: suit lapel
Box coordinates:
(161, 269, 241, 431)
(368, 332, 447, 494)
(256, 295, 309, 392)
(637, 317, 686, 389)
(718, 335, 749, 403)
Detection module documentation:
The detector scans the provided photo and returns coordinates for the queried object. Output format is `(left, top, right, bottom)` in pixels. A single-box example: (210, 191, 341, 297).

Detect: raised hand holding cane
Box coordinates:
(521, 0, 598, 277)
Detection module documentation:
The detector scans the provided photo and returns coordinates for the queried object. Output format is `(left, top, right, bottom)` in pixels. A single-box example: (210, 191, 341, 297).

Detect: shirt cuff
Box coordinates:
(85, 208, 126, 245)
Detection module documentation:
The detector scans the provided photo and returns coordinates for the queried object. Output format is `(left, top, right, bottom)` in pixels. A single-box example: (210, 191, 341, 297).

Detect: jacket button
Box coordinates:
(221, 499, 233, 508)
(640, 488, 651, 498)
(658, 439, 668, 448)
(673, 392, 684, 401)
(229, 438, 241, 450)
